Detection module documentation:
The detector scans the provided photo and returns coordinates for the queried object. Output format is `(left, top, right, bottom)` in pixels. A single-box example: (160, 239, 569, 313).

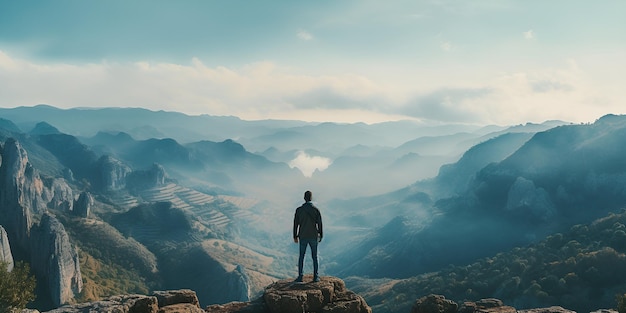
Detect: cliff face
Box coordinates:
(73, 191, 93, 218)
(0, 138, 83, 306)
(0, 225, 14, 271)
(0, 138, 39, 250)
(30, 213, 83, 307)
(95, 155, 132, 191)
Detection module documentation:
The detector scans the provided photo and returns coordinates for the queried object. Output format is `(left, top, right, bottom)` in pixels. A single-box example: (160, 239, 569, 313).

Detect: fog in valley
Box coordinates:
(5, 106, 626, 313)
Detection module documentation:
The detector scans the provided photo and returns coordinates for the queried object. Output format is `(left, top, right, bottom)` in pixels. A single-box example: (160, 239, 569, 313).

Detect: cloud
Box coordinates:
(288, 151, 332, 177)
(401, 88, 492, 123)
(297, 29, 313, 41)
(440, 41, 453, 52)
(0, 50, 623, 126)
(523, 30, 534, 40)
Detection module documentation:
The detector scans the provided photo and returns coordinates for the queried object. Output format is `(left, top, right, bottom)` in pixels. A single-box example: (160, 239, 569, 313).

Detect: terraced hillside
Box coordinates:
(106, 183, 260, 231)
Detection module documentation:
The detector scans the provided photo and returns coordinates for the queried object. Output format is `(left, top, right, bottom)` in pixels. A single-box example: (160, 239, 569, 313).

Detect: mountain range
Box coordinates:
(1, 105, 625, 313)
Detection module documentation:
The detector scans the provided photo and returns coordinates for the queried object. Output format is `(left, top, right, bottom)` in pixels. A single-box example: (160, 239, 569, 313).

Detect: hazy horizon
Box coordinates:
(1, 1, 625, 125)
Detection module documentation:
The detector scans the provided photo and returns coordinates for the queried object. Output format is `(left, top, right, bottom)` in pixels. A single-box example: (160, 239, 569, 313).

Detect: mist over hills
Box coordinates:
(331, 115, 626, 283)
(2, 105, 626, 312)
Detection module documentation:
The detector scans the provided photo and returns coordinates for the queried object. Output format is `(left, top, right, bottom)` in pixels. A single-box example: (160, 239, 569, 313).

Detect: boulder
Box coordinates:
(518, 307, 577, 313)
(45, 294, 158, 313)
(153, 290, 200, 308)
(411, 294, 457, 313)
(43, 290, 202, 313)
(263, 276, 371, 313)
(458, 297, 515, 313)
(0, 225, 14, 271)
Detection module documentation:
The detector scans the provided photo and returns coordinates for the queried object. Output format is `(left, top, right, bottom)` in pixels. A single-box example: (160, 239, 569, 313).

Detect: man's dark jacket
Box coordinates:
(293, 202, 323, 240)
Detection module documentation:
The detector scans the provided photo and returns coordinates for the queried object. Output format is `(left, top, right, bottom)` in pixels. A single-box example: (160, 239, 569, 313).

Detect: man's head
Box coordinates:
(304, 190, 312, 202)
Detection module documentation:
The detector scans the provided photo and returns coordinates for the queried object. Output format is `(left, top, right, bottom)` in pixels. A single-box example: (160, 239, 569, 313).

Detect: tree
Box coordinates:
(0, 261, 37, 313)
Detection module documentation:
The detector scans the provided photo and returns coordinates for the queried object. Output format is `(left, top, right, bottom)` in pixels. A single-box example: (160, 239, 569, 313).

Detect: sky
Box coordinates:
(0, 0, 624, 125)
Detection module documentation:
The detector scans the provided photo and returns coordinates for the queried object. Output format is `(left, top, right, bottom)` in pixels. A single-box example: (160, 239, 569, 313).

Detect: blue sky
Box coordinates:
(0, 0, 624, 124)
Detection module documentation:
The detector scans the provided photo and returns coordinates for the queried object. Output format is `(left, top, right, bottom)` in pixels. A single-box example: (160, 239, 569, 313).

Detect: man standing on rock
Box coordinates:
(293, 190, 323, 283)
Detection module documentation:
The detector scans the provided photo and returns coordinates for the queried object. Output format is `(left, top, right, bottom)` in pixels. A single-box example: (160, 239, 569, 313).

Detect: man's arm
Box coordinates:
(293, 210, 299, 243)
(317, 210, 323, 242)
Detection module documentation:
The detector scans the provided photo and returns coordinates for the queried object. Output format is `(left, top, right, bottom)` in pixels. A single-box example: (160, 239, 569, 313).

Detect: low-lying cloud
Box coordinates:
(288, 151, 332, 177)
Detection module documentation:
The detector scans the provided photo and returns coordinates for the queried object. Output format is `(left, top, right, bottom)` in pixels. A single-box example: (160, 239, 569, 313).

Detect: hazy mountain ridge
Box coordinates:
(0, 116, 298, 308)
(346, 208, 626, 313)
(330, 115, 626, 281)
(3, 105, 625, 312)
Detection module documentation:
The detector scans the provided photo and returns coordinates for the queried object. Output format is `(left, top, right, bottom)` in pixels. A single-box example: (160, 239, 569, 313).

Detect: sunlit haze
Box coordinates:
(0, 1, 624, 125)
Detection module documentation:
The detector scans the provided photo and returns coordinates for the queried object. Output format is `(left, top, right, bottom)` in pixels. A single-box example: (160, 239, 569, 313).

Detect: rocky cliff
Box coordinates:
(73, 191, 93, 218)
(30, 213, 83, 307)
(0, 225, 14, 271)
(0, 138, 83, 306)
(206, 276, 372, 313)
(95, 155, 132, 191)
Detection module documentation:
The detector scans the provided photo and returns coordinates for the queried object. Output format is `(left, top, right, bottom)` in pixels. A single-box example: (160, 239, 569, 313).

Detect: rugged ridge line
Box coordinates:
(0, 138, 83, 306)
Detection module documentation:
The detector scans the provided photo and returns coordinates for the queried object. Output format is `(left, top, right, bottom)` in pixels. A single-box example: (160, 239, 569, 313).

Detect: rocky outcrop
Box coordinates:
(95, 155, 132, 191)
(206, 276, 371, 313)
(44, 178, 74, 212)
(411, 294, 458, 313)
(0, 138, 83, 306)
(126, 163, 168, 191)
(0, 225, 14, 271)
(30, 213, 83, 307)
(414, 295, 575, 313)
(73, 191, 93, 218)
(44, 289, 203, 313)
(0, 138, 40, 250)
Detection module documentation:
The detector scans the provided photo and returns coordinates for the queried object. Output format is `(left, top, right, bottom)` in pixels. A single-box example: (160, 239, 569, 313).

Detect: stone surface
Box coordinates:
(518, 307, 577, 313)
(263, 276, 371, 313)
(458, 298, 515, 313)
(411, 294, 458, 313)
(43, 290, 202, 313)
(153, 290, 200, 308)
(0, 225, 14, 271)
(96, 155, 132, 191)
(73, 191, 93, 218)
(30, 213, 83, 307)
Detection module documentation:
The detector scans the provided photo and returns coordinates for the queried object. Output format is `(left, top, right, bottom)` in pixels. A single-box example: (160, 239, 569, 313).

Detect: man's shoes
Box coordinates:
(294, 276, 303, 283)
(313, 275, 320, 282)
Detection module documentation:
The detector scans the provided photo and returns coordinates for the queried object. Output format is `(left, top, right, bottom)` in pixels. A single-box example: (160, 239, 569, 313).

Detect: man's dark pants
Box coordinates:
(298, 238, 318, 277)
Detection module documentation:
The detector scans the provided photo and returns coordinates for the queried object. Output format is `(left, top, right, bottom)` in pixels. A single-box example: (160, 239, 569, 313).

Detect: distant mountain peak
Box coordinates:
(30, 121, 61, 135)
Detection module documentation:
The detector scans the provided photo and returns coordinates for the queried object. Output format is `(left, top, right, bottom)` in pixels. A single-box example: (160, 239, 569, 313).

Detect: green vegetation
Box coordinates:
(618, 293, 626, 313)
(56, 213, 160, 302)
(361, 209, 626, 313)
(0, 261, 36, 313)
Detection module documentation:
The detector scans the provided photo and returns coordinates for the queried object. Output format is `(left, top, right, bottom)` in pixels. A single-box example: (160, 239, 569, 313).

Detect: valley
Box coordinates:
(1, 106, 626, 312)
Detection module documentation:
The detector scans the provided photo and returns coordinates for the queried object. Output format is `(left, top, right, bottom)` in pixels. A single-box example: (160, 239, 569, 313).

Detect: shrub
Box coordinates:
(0, 261, 37, 313)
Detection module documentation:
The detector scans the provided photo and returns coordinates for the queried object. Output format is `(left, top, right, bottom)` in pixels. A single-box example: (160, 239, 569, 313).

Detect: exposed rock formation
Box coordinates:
(411, 294, 458, 313)
(0, 225, 14, 271)
(0, 138, 83, 306)
(206, 276, 371, 313)
(44, 289, 203, 313)
(44, 178, 74, 212)
(95, 155, 132, 191)
(126, 163, 167, 191)
(412, 295, 575, 313)
(73, 191, 93, 218)
(0, 138, 41, 250)
(30, 213, 83, 307)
